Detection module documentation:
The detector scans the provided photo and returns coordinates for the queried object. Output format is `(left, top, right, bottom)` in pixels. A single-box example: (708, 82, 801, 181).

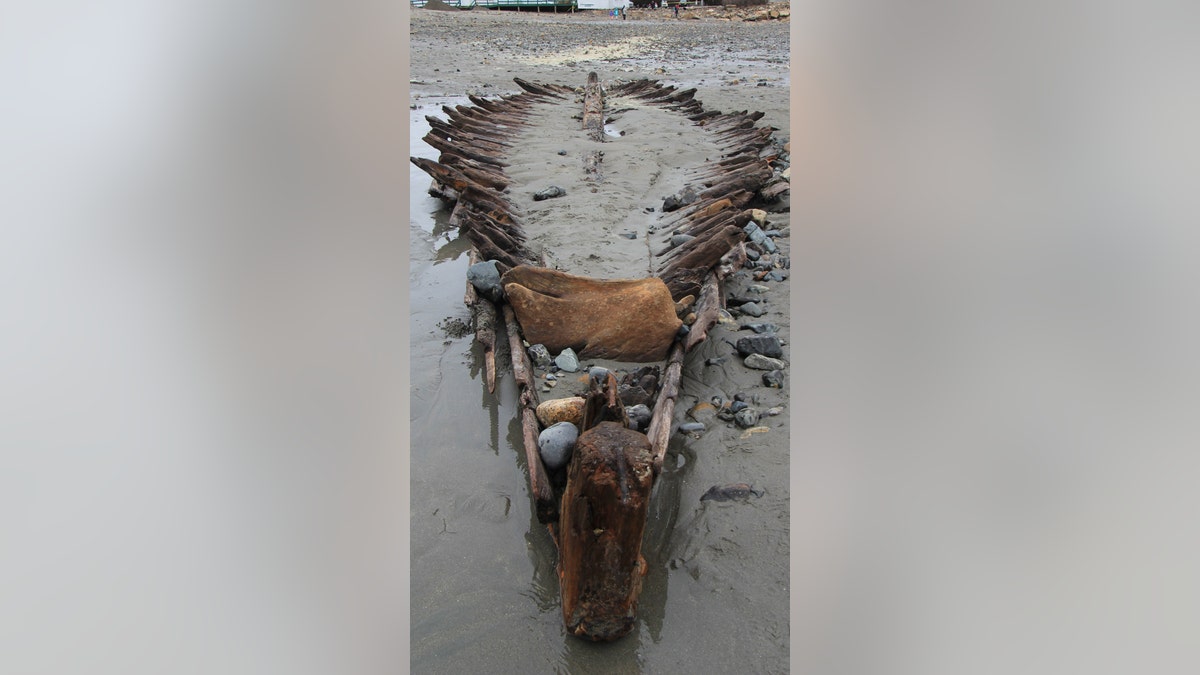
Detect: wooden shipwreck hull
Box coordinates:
(410, 73, 789, 641)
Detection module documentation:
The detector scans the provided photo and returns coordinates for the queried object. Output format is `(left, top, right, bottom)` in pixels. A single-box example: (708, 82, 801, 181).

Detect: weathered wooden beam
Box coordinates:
(646, 341, 685, 475)
(683, 271, 721, 352)
(514, 77, 566, 99)
(559, 421, 654, 641)
(502, 305, 557, 523)
(583, 72, 605, 142)
(661, 225, 745, 275)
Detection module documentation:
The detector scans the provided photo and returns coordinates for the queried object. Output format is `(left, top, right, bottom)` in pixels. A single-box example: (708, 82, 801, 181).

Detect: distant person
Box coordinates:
(673, 2, 679, 17)
(621, 5, 626, 19)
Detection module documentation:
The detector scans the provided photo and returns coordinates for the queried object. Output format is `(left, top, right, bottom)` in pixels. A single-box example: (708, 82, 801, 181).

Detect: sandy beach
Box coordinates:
(409, 6, 791, 672)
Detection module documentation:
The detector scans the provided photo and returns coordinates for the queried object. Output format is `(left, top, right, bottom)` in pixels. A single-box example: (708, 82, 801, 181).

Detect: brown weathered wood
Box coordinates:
(464, 250, 498, 394)
(583, 72, 605, 142)
(503, 304, 556, 523)
(581, 371, 629, 431)
(559, 421, 654, 641)
(683, 272, 721, 352)
(661, 225, 745, 275)
(646, 342, 685, 475)
(514, 77, 566, 99)
(760, 178, 791, 200)
(660, 267, 707, 302)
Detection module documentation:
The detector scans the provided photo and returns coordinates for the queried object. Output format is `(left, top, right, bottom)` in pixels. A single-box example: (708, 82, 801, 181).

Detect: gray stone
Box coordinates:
(741, 322, 778, 334)
(527, 344, 552, 369)
(744, 354, 786, 370)
(738, 302, 765, 317)
(765, 270, 789, 282)
(555, 348, 580, 372)
(618, 231, 638, 240)
(734, 409, 761, 428)
(743, 222, 768, 246)
(670, 234, 695, 248)
(538, 421, 579, 471)
(466, 260, 504, 303)
(625, 404, 652, 431)
(678, 422, 706, 434)
(744, 247, 761, 261)
(736, 335, 783, 359)
(533, 185, 566, 201)
(762, 369, 786, 388)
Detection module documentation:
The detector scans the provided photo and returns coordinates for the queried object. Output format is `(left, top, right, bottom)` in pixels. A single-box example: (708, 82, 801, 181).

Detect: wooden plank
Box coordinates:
(502, 304, 556, 523)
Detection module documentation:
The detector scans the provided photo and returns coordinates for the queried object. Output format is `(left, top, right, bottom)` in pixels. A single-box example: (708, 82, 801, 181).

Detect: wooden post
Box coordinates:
(559, 421, 655, 641)
(583, 72, 605, 142)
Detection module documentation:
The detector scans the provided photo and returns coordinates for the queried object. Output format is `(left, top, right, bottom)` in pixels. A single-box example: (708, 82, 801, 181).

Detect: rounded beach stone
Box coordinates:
(536, 397, 586, 428)
(466, 260, 504, 302)
(744, 353, 786, 370)
(538, 421, 579, 471)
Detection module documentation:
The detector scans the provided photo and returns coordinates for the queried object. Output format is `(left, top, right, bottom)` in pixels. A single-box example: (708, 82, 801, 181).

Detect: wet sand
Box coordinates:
(409, 6, 791, 672)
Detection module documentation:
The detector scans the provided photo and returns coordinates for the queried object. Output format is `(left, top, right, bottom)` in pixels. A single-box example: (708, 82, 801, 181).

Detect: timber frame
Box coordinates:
(411, 72, 788, 640)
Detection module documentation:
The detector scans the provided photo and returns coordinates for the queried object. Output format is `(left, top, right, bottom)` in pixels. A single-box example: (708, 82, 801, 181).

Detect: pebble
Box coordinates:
(765, 406, 784, 416)
(744, 247, 761, 261)
(749, 284, 770, 294)
(527, 344, 552, 369)
(729, 400, 749, 413)
(536, 397, 586, 427)
(618, 232, 638, 239)
(678, 422, 706, 434)
(736, 335, 783, 359)
(745, 354, 786, 370)
(555, 348, 580, 372)
(716, 309, 738, 327)
(538, 421, 578, 471)
(670, 234, 695, 248)
(750, 209, 768, 226)
(734, 409, 761, 428)
(625, 404, 652, 431)
(533, 185, 566, 201)
(466, 260, 504, 302)
(765, 270, 788, 282)
(557, 149, 567, 156)
(705, 357, 726, 366)
(741, 322, 778, 334)
(762, 369, 786, 388)
(738, 302, 765, 317)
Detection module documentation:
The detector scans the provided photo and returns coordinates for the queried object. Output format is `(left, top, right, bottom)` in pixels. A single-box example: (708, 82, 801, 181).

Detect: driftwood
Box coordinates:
(558, 421, 654, 641)
(503, 304, 557, 523)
